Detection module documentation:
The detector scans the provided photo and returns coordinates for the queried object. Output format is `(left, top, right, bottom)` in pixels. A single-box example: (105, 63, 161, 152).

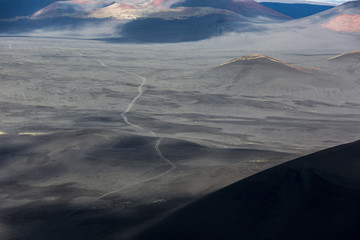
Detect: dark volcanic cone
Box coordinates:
(216, 54, 309, 74)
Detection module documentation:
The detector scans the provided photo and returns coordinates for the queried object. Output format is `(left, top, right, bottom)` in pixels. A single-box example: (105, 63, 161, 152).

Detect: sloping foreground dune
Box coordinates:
(135, 139, 360, 240)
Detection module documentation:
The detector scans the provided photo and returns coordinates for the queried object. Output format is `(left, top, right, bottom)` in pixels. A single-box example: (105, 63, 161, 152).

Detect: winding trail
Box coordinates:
(73, 51, 177, 200)
(31, 51, 177, 238)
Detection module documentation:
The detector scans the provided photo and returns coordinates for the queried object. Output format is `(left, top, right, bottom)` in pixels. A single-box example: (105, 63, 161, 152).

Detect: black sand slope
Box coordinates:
(135, 140, 360, 240)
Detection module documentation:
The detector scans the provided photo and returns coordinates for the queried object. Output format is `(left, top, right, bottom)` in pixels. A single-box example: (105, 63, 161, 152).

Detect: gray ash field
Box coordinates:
(0, 36, 359, 239)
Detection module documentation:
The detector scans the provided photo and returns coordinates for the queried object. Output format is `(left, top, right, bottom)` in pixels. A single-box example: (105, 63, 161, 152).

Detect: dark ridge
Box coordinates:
(135, 140, 360, 240)
(328, 50, 360, 61)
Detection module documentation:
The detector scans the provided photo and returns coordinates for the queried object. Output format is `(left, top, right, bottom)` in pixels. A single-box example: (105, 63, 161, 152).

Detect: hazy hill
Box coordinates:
(286, 1, 360, 33)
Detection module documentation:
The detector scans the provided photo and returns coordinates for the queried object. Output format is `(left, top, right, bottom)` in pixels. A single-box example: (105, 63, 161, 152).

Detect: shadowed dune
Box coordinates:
(135, 139, 360, 240)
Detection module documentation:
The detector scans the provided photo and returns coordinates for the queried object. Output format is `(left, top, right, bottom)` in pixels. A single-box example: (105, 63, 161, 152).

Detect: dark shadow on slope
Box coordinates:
(108, 15, 266, 43)
(0, 192, 192, 240)
(135, 140, 360, 240)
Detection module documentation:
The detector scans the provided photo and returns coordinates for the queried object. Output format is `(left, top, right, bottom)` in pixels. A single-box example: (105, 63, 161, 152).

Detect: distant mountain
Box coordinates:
(88, 0, 291, 43)
(135, 140, 360, 240)
(86, 2, 242, 20)
(171, 0, 292, 19)
(31, 0, 179, 20)
(29, 0, 290, 21)
(0, 0, 59, 19)
(0, 0, 292, 42)
(289, 1, 360, 33)
(320, 1, 360, 33)
(259, 2, 334, 19)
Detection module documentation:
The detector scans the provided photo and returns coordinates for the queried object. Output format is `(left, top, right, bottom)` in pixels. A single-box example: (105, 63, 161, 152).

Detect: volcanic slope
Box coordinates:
(135, 139, 360, 240)
(320, 1, 360, 33)
(211, 54, 349, 93)
(199, 52, 360, 118)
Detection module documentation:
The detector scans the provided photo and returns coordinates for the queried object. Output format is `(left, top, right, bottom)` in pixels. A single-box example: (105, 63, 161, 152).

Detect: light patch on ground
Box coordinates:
(18, 132, 53, 136)
(153, 199, 166, 204)
(308, 67, 324, 72)
(249, 159, 269, 163)
(0, 132, 8, 135)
